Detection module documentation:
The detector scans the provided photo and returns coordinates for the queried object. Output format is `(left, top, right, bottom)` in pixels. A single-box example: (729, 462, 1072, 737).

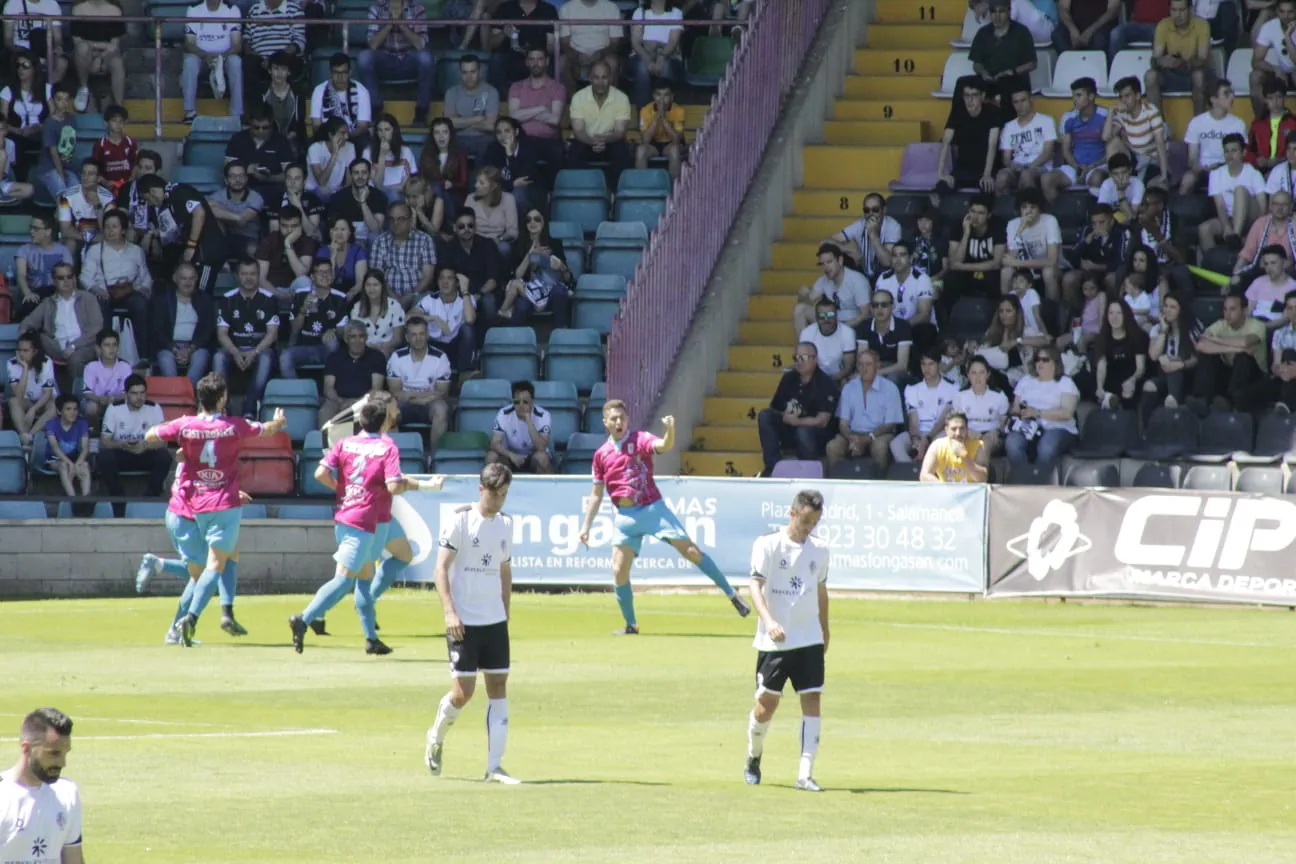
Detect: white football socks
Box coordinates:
(798, 716, 821, 781)
(431, 692, 461, 745)
(486, 698, 509, 772)
(747, 711, 770, 759)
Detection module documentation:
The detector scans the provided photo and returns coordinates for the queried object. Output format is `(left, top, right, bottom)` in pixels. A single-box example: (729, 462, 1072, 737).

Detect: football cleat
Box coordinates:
(730, 594, 752, 617)
(164, 623, 183, 645)
(220, 617, 248, 637)
(424, 735, 442, 776)
(795, 777, 823, 792)
(179, 613, 197, 648)
(743, 756, 761, 785)
(310, 618, 329, 636)
(289, 615, 308, 654)
(365, 638, 392, 655)
(612, 625, 640, 636)
(483, 768, 521, 785)
(136, 554, 160, 594)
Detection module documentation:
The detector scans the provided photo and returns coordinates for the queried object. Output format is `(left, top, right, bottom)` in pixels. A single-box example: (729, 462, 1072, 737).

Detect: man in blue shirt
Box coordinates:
(824, 349, 904, 469)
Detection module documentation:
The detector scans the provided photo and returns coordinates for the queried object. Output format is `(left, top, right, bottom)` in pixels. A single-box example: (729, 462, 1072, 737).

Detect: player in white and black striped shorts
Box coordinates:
(425, 463, 521, 784)
(743, 489, 831, 792)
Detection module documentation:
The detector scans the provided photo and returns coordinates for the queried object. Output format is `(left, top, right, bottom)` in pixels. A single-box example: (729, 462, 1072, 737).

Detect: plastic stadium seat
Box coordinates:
(237, 432, 295, 495)
(1193, 296, 1222, 327)
(183, 139, 228, 168)
(435, 49, 471, 95)
(561, 432, 604, 475)
(585, 382, 607, 432)
(1071, 409, 1139, 459)
(1042, 51, 1109, 97)
(888, 143, 949, 193)
(554, 169, 609, 197)
(551, 198, 609, 238)
(277, 504, 334, 520)
(1100, 51, 1155, 96)
(885, 462, 920, 482)
(0, 501, 46, 519)
(455, 378, 512, 436)
(1029, 50, 1054, 95)
(828, 458, 882, 480)
(190, 115, 242, 135)
(433, 430, 489, 474)
(1234, 410, 1296, 464)
(1007, 462, 1059, 485)
(1129, 407, 1199, 460)
(544, 329, 604, 392)
(613, 197, 666, 231)
(591, 247, 642, 281)
(772, 459, 824, 479)
(1131, 463, 1179, 488)
(262, 378, 320, 405)
(686, 35, 734, 87)
(533, 380, 580, 448)
(1227, 48, 1254, 96)
(572, 273, 626, 335)
(481, 328, 540, 382)
(55, 500, 115, 518)
(1064, 461, 1119, 487)
(1191, 411, 1253, 463)
(594, 221, 650, 248)
(1236, 465, 1285, 495)
(616, 169, 671, 199)
(1181, 464, 1235, 491)
(933, 52, 974, 98)
(947, 296, 995, 339)
(548, 221, 585, 248)
(0, 430, 27, 493)
(124, 501, 169, 519)
(389, 430, 426, 474)
(146, 376, 195, 409)
(173, 165, 223, 194)
(0, 214, 33, 235)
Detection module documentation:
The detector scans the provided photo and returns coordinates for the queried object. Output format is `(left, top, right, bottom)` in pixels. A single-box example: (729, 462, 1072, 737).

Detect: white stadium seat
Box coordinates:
(1042, 50, 1110, 97)
(933, 52, 975, 98)
(1228, 48, 1254, 96)
(1100, 49, 1154, 96)
(1030, 49, 1056, 95)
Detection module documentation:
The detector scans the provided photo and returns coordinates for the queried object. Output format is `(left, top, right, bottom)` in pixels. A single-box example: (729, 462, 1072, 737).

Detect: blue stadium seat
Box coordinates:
(190, 115, 243, 136)
(572, 274, 626, 335)
(183, 139, 230, 168)
(455, 377, 512, 435)
(72, 113, 106, 135)
(594, 220, 650, 248)
(0, 212, 32, 235)
(554, 169, 610, 197)
(0, 501, 46, 519)
(124, 501, 169, 519)
(561, 432, 604, 474)
(544, 329, 604, 392)
(533, 380, 579, 450)
(613, 198, 666, 231)
(389, 430, 426, 474)
(173, 164, 223, 194)
(584, 381, 607, 432)
(277, 504, 334, 520)
(591, 247, 643, 281)
(616, 169, 670, 199)
(242, 504, 269, 519)
(435, 49, 471, 96)
(548, 221, 585, 248)
(56, 501, 116, 519)
(481, 328, 540, 382)
(565, 245, 587, 281)
(432, 430, 488, 474)
(0, 457, 27, 493)
(260, 379, 321, 443)
(551, 198, 610, 238)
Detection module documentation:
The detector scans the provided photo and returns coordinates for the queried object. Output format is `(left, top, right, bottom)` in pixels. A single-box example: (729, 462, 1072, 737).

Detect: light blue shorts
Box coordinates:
(165, 510, 207, 567)
(612, 499, 689, 556)
(194, 507, 242, 555)
(334, 521, 391, 573)
(386, 517, 405, 545)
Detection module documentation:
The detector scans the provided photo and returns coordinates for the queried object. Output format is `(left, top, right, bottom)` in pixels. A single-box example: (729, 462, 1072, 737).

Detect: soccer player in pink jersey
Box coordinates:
(578, 399, 751, 634)
(145, 372, 287, 646)
(291, 391, 430, 655)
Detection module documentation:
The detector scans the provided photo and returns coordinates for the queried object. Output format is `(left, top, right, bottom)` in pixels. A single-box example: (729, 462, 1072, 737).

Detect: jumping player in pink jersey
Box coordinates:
(145, 372, 287, 646)
(291, 391, 434, 655)
(578, 399, 750, 634)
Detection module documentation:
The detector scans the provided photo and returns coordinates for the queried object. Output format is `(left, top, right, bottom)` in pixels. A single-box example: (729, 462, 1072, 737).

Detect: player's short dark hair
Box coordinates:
(124, 373, 147, 392)
(946, 410, 969, 427)
(404, 315, 428, 333)
(891, 238, 912, 255)
(52, 81, 76, 99)
(511, 380, 535, 400)
(1143, 185, 1168, 205)
(1210, 77, 1233, 100)
(196, 372, 228, 413)
(80, 157, 103, 174)
(792, 490, 824, 512)
(1070, 77, 1097, 95)
(104, 104, 128, 123)
(1285, 289, 1296, 305)
(650, 77, 673, 92)
(1222, 132, 1246, 150)
(1114, 75, 1142, 95)
(358, 391, 393, 433)
(329, 52, 351, 70)
(871, 287, 894, 303)
(459, 53, 481, 68)
(348, 157, 371, 174)
(278, 206, 304, 224)
(603, 398, 627, 416)
(1260, 244, 1288, 261)
(21, 708, 72, 742)
(816, 242, 841, 259)
(1106, 152, 1132, 172)
(224, 159, 247, 178)
(55, 394, 78, 412)
(1089, 203, 1115, 218)
(1015, 187, 1045, 210)
(969, 192, 994, 212)
(96, 329, 119, 346)
(1263, 74, 1288, 99)
(138, 174, 166, 195)
(480, 462, 512, 490)
(311, 256, 333, 273)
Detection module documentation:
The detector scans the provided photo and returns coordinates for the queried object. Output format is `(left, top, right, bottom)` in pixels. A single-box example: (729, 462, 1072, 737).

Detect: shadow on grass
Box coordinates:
(525, 778, 671, 787)
(845, 787, 970, 795)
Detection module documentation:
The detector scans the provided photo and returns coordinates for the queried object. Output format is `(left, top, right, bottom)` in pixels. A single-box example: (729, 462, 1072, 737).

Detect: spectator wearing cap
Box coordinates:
(968, 0, 1036, 101)
(357, 0, 434, 125)
(756, 341, 839, 476)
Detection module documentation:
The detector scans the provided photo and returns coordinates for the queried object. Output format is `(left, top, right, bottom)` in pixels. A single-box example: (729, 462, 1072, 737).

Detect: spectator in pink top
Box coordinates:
(79, 329, 132, 427)
(292, 390, 426, 656)
(507, 47, 567, 170)
(577, 399, 751, 635)
(146, 371, 288, 647)
(1245, 245, 1296, 331)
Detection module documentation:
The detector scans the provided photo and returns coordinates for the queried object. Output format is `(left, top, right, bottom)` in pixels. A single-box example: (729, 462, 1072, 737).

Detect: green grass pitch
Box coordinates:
(1, 591, 1294, 863)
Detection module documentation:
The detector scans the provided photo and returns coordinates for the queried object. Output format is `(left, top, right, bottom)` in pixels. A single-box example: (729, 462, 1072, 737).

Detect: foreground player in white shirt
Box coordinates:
(0, 708, 83, 864)
(743, 489, 831, 792)
(426, 463, 520, 784)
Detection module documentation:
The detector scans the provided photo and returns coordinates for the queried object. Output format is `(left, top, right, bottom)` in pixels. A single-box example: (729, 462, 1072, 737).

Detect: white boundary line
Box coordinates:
(0, 714, 233, 728)
(0, 729, 339, 742)
(872, 622, 1295, 649)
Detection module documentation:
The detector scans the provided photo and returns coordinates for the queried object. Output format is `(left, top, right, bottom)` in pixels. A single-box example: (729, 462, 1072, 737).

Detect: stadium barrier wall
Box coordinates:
(646, 0, 873, 474)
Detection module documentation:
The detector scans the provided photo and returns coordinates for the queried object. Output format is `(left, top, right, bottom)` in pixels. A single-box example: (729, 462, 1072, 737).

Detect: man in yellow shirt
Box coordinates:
(1146, 0, 1210, 113)
(567, 60, 632, 182)
(919, 411, 989, 483)
(636, 79, 685, 180)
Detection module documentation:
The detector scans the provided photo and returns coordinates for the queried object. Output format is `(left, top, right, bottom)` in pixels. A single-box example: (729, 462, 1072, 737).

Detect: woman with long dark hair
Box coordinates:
(362, 113, 417, 199)
(350, 268, 406, 356)
(0, 51, 51, 170)
(417, 117, 470, 206)
(1093, 296, 1149, 410)
(483, 116, 541, 214)
(1140, 290, 1200, 414)
(500, 207, 571, 326)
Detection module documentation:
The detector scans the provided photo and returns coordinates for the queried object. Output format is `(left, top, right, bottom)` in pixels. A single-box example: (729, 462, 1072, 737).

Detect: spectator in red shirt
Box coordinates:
(1246, 77, 1296, 172)
(1108, 0, 1170, 61)
(90, 105, 137, 192)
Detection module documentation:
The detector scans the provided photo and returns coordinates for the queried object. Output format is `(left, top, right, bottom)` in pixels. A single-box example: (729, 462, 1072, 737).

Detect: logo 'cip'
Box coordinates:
(1113, 495, 1296, 569)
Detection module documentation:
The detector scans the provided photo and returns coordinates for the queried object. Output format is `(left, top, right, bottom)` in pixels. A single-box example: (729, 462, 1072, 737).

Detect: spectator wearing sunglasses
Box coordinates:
(857, 288, 913, 385)
(756, 341, 839, 476)
(826, 193, 901, 282)
(486, 379, 553, 474)
(797, 297, 856, 387)
(437, 210, 504, 326)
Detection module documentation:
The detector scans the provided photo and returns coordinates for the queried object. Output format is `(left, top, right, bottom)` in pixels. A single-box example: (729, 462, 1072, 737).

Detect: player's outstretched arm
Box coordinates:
(653, 415, 676, 454)
(391, 474, 446, 494)
(260, 407, 288, 436)
(578, 482, 605, 546)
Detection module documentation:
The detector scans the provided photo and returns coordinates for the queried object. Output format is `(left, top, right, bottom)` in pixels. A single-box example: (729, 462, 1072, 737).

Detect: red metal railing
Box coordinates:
(607, 0, 833, 429)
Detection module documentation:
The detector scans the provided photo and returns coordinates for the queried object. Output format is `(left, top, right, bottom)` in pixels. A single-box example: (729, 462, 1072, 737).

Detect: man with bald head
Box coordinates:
(151, 262, 218, 383)
(369, 201, 437, 307)
(756, 342, 839, 476)
(566, 60, 632, 183)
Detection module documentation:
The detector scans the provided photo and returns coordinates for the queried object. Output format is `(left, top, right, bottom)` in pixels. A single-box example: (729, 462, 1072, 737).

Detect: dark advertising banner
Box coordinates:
(988, 486, 1296, 606)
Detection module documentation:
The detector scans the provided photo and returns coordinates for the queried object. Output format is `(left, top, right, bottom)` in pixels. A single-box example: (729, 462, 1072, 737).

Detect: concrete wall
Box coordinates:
(0, 520, 337, 599)
(652, 0, 872, 474)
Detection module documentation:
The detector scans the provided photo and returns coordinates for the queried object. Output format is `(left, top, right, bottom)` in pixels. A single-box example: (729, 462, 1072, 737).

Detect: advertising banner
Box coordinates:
(988, 486, 1296, 606)
(391, 477, 987, 592)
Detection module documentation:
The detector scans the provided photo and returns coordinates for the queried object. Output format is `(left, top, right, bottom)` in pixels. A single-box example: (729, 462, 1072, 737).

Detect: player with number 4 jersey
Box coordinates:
(146, 372, 287, 646)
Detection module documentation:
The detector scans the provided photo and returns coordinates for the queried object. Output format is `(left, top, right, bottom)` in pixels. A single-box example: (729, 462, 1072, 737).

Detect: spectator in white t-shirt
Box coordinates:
(1002, 188, 1063, 301)
(827, 193, 902, 282)
(385, 315, 451, 445)
(1007, 267, 1053, 345)
(954, 355, 1011, 455)
(96, 373, 170, 506)
(1180, 79, 1248, 197)
(1201, 132, 1267, 252)
(414, 266, 476, 373)
(996, 88, 1066, 199)
(306, 117, 356, 199)
(1004, 345, 1080, 466)
(875, 239, 936, 329)
(182, 0, 244, 125)
(1096, 152, 1145, 223)
(798, 298, 857, 386)
(793, 243, 871, 333)
(1249, 0, 1296, 117)
(485, 379, 552, 473)
(891, 351, 959, 463)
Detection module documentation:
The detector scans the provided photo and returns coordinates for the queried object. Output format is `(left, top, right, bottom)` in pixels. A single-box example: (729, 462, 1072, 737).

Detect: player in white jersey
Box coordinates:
(425, 462, 520, 784)
(0, 708, 83, 864)
(743, 490, 831, 792)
